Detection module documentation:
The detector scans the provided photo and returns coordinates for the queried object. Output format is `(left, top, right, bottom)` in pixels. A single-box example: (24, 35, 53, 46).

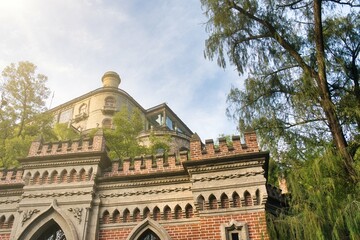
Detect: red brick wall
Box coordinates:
(98, 211, 268, 240)
(0, 233, 10, 240)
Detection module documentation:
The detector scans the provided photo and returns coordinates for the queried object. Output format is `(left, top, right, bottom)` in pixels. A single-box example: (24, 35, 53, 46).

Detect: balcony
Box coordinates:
(74, 112, 88, 122)
(102, 105, 117, 115)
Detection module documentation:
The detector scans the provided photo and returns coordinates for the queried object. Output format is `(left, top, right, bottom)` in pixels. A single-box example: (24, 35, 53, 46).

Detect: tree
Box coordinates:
(2, 61, 51, 138)
(201, 1, 360, 238)
(104, 106, 147, 159)
(201, 0, 359, 179)
(0, 61, 52, 167)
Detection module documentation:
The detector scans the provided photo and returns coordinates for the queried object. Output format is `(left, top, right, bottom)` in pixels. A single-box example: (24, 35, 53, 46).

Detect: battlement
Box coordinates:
(0, 168, 24, 184)
(27, 132, 106, 157)
(190, 131, 259, 160)
(104, 151, 189, 177)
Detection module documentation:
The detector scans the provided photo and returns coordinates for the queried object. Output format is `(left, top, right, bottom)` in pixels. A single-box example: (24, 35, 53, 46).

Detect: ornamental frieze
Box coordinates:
(22, 190, 94, 199)
(191, 170, 265, 183)
(99, 187, 191, 198)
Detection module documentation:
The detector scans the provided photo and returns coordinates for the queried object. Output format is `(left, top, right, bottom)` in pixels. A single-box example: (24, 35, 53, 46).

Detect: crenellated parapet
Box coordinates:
(27, 131, 105, 157)
(190, 131, 259, 160)
(0, 168, 24, 184)
(104, 151, 189, 177)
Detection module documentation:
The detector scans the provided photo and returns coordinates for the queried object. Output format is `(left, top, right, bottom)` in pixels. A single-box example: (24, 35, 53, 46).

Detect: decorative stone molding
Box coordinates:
(22, 190, 94, 199)
(97, 177, 189, 190)
(191, 170, 265, 183)
(68, 207, 83, 223)
(0, 199, 20, 204)
(186, 161, 264, 173)
(21, 209, 40, 226)
(99, 187, 191, 198)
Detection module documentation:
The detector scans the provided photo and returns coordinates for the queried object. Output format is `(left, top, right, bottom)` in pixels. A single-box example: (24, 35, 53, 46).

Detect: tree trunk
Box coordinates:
(313, 0, 357, 179)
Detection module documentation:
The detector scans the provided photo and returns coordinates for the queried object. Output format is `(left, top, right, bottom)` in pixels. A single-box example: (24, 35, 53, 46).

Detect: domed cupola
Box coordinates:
(102, 71, 121, 88)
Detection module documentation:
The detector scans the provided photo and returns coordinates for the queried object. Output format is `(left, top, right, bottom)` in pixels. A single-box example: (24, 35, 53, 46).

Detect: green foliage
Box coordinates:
(104, 106, 147, 159)
(148, 132, 171, 155)
(0, 61, 52, 167)
(201, 1, 360, 238)
(52, 123, 79, 141)
(268, 148, 360, 240)
(201, 0, 360, 167)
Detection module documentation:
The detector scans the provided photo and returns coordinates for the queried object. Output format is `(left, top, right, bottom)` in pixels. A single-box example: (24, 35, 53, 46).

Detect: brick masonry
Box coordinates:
(0, 131, 269, 240)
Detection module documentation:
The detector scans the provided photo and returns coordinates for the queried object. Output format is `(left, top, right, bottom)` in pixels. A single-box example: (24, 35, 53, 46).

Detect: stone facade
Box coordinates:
(49, 71, 193, 153)
(0, 130, 269, 240)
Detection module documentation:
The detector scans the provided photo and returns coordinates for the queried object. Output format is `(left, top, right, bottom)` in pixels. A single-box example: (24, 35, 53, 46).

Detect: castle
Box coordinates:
(0, 72, 276, 240)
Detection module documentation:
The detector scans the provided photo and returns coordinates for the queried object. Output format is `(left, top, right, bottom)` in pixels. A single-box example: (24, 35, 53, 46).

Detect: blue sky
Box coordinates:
(0, 0, 244, 141)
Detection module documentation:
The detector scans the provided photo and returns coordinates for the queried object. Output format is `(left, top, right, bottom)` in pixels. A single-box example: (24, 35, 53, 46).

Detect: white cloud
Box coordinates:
(0, 0, 244, 142)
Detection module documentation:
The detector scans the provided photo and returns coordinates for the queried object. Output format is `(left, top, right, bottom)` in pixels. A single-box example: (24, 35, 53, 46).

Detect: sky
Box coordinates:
(0, 0, 245, 141)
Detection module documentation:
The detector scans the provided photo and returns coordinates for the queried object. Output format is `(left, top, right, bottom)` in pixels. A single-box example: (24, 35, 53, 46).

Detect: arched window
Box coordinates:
(209, 194, 218, 209)
(244, 191, 252, 206)
(79, 103, 87, 114)
(137, 229, 160, 240)
(133, 208, 141, 222)
(185, 204, 193, 218)
(79, 169, 86, 182)
(221, 193, 229, 209)
(105, 96, 116, 107)
(113, 210, 120, 223)
(37, 222, 66, 240)
(69, 169, 77, 182)
(0, 216, 5, 229)
(143, 207, 150, 219)
(163, 206, 171, 220)
(42, 171, 49, 185)
(51, 171, 58, 184)
(153, 207, 160, 221)
(174, 205, 182, 219)
(102, 118, 112, 129)
(123, 209, 130, 223)
(33, 172, 40, 185)
(255, 189, 261, 205)
(197, 195, 205, 211)
(102, 211, 110, 224)
(24, 172, 31, 185)
(7, 215, 14, 229)
(88, 167, 93, 181)
(232, 192, 240, 207)
(60, 170, 68, 183)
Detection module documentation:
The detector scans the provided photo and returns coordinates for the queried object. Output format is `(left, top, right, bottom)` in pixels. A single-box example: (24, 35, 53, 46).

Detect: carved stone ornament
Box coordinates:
(22, 209, 40, 226)
(68, 207, 83, 223)
(192, 170, 264, 182)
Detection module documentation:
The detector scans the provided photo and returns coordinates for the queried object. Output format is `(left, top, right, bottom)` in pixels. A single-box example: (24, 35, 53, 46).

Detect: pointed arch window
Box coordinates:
(153, 207, 160, 221)
(51, 171, 58, 184)
(33, 172, 40, 185)
(137, 229, 160, 240)
(209, 194, 218, 209)
(244, 191, 252, 206)
(134, 208, 141, 222)
(163, 206, 171, 220)
(42, 171, 49, 185)
(232, 192, 240, 207)
(37, 222, 66, 240)
(174, 205, 182, 219)
(197, 195, 205, 211)
(221, 193, 229, 209)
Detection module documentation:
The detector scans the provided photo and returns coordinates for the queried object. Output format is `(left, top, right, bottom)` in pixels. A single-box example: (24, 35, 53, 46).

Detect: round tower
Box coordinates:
(102, 71, 121, 88)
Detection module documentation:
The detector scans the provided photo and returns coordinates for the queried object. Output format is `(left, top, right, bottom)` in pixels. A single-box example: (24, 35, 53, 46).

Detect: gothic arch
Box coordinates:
(126, 218, 172, 240)
(16, 200, 79, 240)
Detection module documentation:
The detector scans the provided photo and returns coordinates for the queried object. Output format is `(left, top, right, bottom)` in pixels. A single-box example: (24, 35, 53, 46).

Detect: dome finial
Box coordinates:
(102, 71, 121, 88)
